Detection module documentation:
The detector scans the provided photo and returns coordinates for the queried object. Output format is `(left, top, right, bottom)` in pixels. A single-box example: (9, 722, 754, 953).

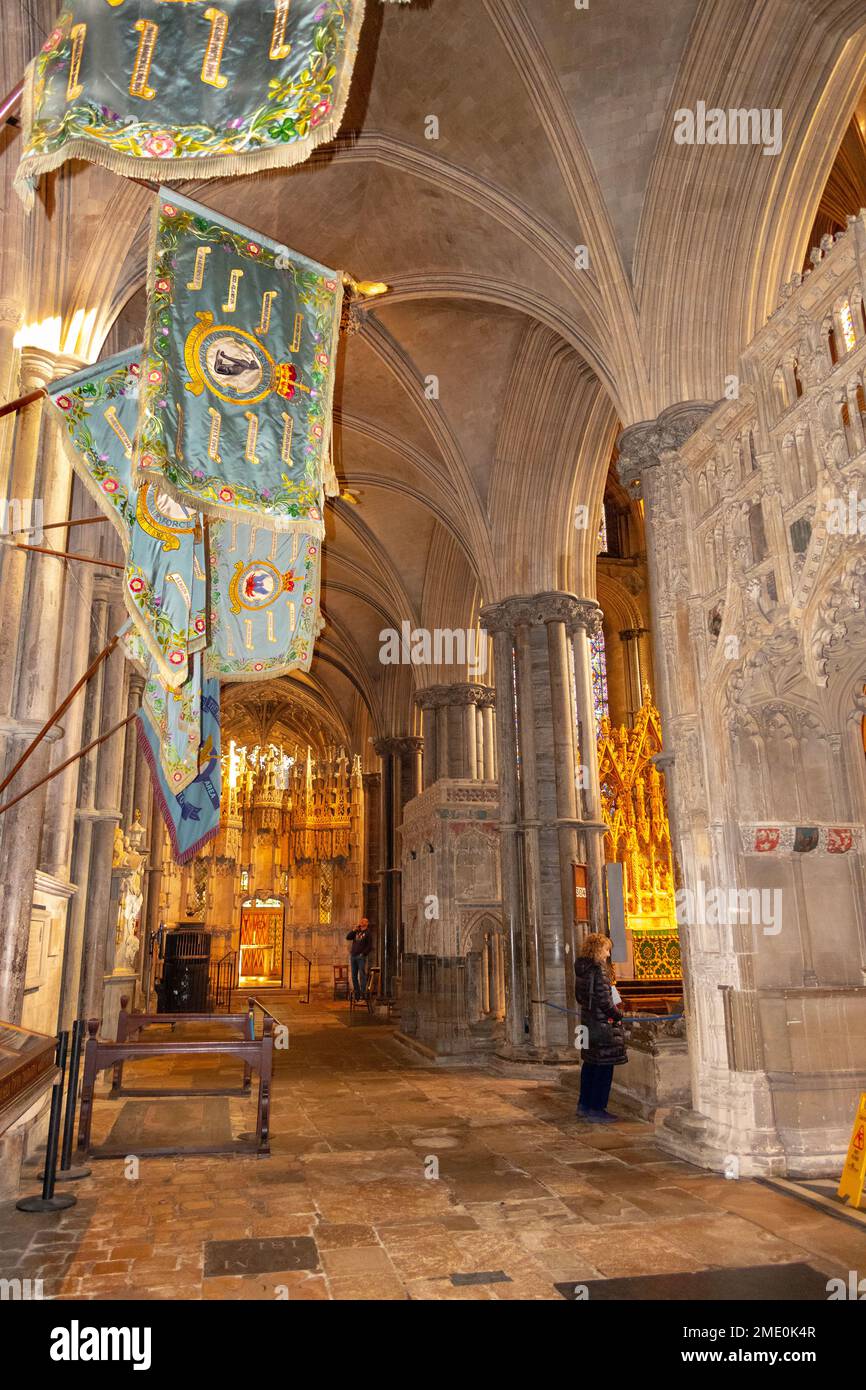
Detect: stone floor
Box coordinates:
(2, 994, 863, 1301)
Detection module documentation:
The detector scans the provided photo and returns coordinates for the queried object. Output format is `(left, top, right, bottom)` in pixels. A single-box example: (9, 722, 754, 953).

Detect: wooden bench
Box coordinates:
(76, 1013, 274, 1158)
(109, 996, 254, 1098)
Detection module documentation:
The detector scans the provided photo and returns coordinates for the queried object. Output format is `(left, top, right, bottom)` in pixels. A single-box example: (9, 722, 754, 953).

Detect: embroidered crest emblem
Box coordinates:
(228, 559, 297, 614)
(184, 312, 307, 406)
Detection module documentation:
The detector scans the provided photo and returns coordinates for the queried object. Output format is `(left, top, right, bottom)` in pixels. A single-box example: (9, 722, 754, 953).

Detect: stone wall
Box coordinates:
(618, 215, 866, 1175)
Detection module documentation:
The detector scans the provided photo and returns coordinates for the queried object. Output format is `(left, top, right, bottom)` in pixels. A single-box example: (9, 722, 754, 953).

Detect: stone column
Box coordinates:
(481, 699, 496, 779)
(362, 771, 381, 930)
(142, 799, 166, 1007)
(120, 674, 145, 828)
(40, 537, 96, 884)
(415, 684, 496, 783)
(435, 706, 448, 781)
(481, 593, 605, 1061)
(619, 626, 652, 723)
(79, 592, 128, 1021)
(373, 736, 423, 996)
(464, 701, 477, 783)
(488, 624, 526, 1048)
(0, 349, 84, 1023)
(59, 587, 111, 1028)
(568, 602, 608, 939)
(420, 709, 438, 789)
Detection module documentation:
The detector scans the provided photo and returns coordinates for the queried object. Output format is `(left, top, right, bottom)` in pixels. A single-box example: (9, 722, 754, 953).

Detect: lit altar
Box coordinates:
(152, 736, 365, 992)
(598, 683, 681, 982)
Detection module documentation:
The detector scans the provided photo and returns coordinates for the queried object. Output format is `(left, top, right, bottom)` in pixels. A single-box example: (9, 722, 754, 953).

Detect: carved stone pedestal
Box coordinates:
(398, 779, 503, 1056)
(610, 1018, 690, 1120)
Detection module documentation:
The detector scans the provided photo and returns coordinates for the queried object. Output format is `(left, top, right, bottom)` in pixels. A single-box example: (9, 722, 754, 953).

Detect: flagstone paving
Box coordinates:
(1, 995, 861, 1301)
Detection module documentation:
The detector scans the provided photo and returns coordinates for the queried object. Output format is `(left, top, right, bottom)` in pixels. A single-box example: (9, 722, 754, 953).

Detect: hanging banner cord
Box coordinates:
(0, 713, 136, 817)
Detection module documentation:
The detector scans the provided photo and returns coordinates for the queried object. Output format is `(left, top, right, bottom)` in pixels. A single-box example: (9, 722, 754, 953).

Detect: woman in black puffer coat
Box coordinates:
(573, 931, 628, 1123)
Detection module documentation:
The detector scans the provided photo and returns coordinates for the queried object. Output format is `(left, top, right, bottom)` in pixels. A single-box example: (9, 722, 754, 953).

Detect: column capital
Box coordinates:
(480, 591, 601, 635)
(567, 601, 604, 637)
(373, 735, 423, 758)
(616, 401, 715, 489)
(18, 346, 86, 393)
(414, 681, 495, 709)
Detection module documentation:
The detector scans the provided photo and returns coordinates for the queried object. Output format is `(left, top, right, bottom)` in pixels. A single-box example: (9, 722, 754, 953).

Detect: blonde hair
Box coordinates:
(578, 932, 612, 966)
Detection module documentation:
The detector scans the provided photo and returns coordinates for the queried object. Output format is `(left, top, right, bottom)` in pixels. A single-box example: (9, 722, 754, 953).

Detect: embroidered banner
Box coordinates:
(14, 1, 411, 210)
(136, 190, 340, 533)
(138, 653, 222, 864)
(126, 481, 208, 687)
(122, 628, 203, 796)
(47, 347, 325, 687)
(45, 346, 140, 541)
(46, 349, 207, 689)
(206, 519, 323, 680)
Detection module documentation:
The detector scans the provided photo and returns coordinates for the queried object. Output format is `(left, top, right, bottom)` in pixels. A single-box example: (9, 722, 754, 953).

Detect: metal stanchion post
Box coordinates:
(17, 1031, 77, 1212)
(53, 1018, 92, 1181)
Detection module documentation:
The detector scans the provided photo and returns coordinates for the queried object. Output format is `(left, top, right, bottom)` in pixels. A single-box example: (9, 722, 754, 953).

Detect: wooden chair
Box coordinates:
(333, 964, 350, 1000)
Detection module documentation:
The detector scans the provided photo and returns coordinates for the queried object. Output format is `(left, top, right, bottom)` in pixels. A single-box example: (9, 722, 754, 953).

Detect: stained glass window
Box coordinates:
(841, 300, 857, 353)
(591, 625, 609, 729)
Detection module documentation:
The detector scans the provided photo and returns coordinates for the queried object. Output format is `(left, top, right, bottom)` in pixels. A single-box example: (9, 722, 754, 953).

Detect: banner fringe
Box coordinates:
(130, 471, 327, 538)
(14, 0, 368, 210)
(138, 718, 219, 865)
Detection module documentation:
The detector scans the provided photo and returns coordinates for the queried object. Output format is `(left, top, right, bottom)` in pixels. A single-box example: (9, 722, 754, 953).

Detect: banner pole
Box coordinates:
(0, 630, 123, 795)
(9, 541, 123, 570)
(37, 515, 109, 533)
(0, 387, 46, 421)
(0, 713, 136, 818)
(0, 78, 23, 125)
(9, 515, 110, 539)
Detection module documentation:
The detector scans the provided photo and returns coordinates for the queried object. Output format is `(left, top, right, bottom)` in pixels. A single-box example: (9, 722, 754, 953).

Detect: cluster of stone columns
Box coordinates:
(415, 683, 496, 785)
(480, 592, 607, 1061)
(619, 625, 652, 724)
(0, 346, 155, 1035)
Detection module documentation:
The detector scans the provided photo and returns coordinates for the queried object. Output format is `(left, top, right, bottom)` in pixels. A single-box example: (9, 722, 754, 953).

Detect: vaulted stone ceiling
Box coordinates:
(7, 0, 866, 753)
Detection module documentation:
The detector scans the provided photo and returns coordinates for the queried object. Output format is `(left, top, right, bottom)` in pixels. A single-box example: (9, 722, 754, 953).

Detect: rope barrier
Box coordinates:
(531, 998, 684, 1023)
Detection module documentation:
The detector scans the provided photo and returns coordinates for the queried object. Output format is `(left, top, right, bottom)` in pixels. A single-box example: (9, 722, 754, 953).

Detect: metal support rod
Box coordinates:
(0, 630, 122, 794)
(41, 1031, 68, 1199)
(56, 1018, 92, 1181)
(0, 713, 136, 817)
(17, 1031, 77, 1212)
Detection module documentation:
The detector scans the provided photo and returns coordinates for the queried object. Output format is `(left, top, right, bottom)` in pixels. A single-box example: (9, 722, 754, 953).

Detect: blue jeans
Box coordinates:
(351, 955, 367, 1000)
